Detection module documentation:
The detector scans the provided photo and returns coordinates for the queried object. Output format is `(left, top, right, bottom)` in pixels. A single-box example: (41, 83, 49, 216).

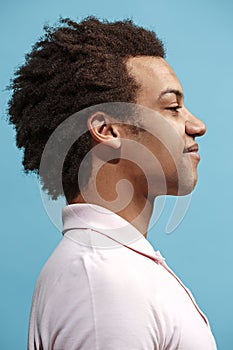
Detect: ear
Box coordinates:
(87, 112, 121, 149)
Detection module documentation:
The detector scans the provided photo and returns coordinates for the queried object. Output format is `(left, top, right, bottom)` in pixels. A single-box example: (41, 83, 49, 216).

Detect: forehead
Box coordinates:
(126, 56, 183, 104)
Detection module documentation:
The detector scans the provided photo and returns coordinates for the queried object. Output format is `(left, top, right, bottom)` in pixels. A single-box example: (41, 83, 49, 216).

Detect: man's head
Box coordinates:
(8, 17, 205, 204)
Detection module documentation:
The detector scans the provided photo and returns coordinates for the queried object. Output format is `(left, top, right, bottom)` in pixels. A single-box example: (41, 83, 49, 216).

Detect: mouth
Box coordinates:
(183, 143, 200, 161)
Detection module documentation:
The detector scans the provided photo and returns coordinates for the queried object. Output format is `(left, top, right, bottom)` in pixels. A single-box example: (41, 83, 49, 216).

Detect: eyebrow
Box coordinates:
(158, 89, 184, 100)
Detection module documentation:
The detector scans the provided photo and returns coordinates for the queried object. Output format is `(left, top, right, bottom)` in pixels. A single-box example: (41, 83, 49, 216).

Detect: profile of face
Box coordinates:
(124, 56, 206, 197)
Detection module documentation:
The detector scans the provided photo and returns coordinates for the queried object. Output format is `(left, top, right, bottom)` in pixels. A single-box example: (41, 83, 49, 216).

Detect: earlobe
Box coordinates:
(87, 112, 121, 149)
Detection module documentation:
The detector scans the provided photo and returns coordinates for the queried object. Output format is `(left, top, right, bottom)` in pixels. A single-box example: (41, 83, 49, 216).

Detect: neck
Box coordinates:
(71, 159, 155, 237)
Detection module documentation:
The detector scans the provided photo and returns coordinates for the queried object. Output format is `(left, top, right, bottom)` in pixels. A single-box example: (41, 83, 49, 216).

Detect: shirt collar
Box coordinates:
(62, 203, 165, 264)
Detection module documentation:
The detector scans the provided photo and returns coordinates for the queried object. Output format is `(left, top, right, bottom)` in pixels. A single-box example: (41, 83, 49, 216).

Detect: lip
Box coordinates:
(184, 143, 199, 153)
(183, 143, 200, 161)
(186, 151, 200, 161)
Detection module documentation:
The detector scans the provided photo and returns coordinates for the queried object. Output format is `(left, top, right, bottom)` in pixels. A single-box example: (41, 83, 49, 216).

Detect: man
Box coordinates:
(8, 17, 217, 349)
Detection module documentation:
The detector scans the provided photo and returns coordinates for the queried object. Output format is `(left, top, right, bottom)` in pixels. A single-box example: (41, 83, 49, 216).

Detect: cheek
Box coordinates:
(145, 133, 182, 168)
(138, 116, 186, 174)
(139, 135, 180, 192)
(166, 117, 185, 138)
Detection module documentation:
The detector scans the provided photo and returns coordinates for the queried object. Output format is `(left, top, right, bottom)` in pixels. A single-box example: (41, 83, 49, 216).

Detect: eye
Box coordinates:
(165, 105, 182, 112)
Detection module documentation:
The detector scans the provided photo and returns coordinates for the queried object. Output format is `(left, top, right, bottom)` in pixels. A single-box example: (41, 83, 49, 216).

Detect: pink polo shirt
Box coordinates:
(28, 203, 217, 349)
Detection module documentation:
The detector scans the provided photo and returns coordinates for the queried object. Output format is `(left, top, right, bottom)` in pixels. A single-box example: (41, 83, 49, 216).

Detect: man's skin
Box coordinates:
(72, 56, 206, 237)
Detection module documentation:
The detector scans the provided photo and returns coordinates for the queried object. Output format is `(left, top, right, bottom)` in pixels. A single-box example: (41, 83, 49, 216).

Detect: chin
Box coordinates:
(178, 173, 198, 195)
(166, 171, 198, 196)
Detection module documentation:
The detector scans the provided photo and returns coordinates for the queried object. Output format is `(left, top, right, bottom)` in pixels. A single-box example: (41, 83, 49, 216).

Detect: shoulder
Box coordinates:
(30, 236, 181, 349)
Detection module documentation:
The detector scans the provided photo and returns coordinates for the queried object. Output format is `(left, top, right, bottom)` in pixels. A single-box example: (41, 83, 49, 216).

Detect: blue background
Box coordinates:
(1, 0, 232, 349)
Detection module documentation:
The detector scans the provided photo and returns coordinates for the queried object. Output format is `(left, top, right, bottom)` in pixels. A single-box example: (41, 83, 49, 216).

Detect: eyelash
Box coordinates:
(166, 106, 182, 112)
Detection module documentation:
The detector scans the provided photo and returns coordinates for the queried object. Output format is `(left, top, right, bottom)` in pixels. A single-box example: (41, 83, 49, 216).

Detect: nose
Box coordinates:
(185, 111, 206, 137)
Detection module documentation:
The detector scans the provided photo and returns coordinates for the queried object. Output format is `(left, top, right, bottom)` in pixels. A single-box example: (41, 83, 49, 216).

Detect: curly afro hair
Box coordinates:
(8, 17, 165, 202)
